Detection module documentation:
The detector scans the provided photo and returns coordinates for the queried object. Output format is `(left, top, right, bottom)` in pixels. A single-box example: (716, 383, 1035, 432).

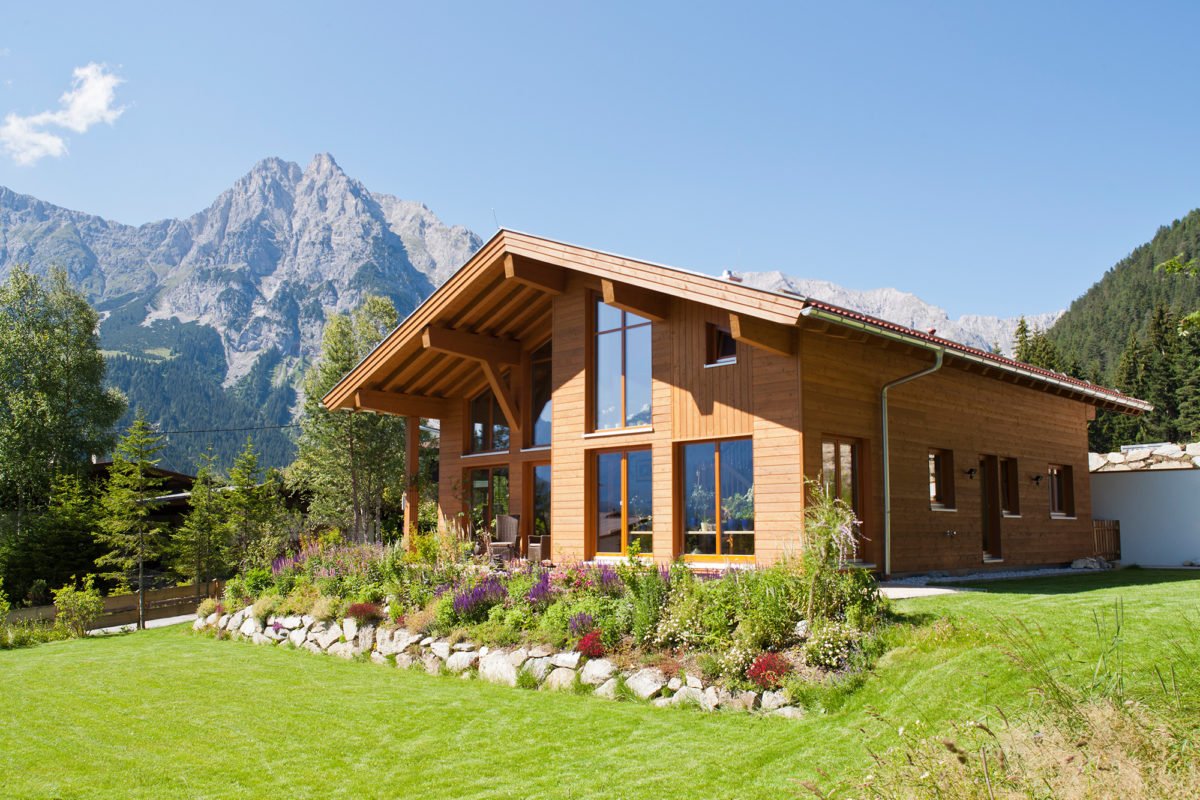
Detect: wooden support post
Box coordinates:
(481, 360, 522, 435)
(503, 253, 567, 294)
(729, 313, 796, 357)
(403, 415, 420, 543)
(600, 278, 670, 321)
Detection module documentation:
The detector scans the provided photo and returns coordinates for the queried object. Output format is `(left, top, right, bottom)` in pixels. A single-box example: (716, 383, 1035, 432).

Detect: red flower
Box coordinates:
(747, 652, 791, 689)
(576, 630, 605, 658)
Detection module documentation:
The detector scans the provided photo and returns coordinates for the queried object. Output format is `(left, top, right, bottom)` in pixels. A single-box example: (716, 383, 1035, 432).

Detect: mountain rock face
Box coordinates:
(730, 271, 1062, 356)
(0, 153, 482, 384)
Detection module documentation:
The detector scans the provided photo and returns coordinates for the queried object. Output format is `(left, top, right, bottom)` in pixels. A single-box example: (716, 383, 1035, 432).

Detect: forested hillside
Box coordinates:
(1046, 210, 1200, 450)
(1048, 210, 1200, 378)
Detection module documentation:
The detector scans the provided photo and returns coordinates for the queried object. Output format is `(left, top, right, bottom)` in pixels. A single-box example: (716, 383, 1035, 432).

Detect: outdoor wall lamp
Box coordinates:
(1031, 474, 1043, 486)
(965, 468, 977, 480)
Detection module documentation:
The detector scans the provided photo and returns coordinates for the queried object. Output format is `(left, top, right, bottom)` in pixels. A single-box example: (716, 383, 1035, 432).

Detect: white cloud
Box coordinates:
(0, 63, 124, 166)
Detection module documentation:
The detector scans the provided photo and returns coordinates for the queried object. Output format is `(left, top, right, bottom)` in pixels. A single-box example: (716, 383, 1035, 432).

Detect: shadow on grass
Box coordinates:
(943, 566, 1200, 595)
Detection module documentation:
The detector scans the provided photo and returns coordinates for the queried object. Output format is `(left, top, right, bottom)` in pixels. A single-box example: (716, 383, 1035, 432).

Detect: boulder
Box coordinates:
(669, 686, 711, 710)
(238, 617, 258, 638)
(280, 615, 302, 630)
(303, 642, 323, 655)
(423, 654, 443, 676)
(228, 609, 247, 631)
(1071, 557, 1108, 570)
(652, 696, 673, 708)
(794, 619, 810, 640)
(375, 628, 392, 650)
(625, 668, 667, 700)
(551, 651, 582, 669)
(446, 651, 479, 673)
(703, 686, 721, 709)
(594, 678, 619, 699)
(355, 625, 376, 653)
(452, 641, 476, 652)
(479, 646, 489, 657)
(430, 641, 451, 660)
(301, 615, 314, 628)
(761, 690, 788, 711)
(529, 644, 554, 658)
(580, 658, 616, 686)
(370, 651, 388, 666)
(1106, 451, 1127, 464)
(543, 667, 577, 692)
(1126, 448, 1151, 463)
(251, 633, 273, 646)
(343, 618, 358, 642)
(1187, 442, 1200, 457)
(317, 623, 343, 651)
(205, 612, 219, 627)
(328, 642, 355, 659)
(685, 674, 703, 690)
(263, 626, 286, 642)
(395, 653, 416, 670)
(479, 652, 519, 687)
(772, 706, 806, 719)
(1153, 443, 1183, 458)
(419, 636, 434, 646)
(1088, 453, 1108, 472)
(192, 618, 205, 632)
(508, 648, 530, 668)
(217, 614, 230, 630)
(524, 656, 553, 683)
(725, 690, 759, 712)
(667, 677, 683, 692)
(288, 628, 307, 648)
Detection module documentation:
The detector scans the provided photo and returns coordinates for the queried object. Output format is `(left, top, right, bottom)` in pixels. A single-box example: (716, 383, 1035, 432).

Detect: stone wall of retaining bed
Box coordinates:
(193, 609, 805, 718)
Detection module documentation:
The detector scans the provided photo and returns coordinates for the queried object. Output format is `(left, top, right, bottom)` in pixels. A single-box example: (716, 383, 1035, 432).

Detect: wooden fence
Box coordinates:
(1093, 519, 1121, 562)
(5, 581, 223, 630)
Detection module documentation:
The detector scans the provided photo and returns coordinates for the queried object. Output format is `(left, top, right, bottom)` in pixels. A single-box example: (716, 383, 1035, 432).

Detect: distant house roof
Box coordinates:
(323, 229, 1151, 416)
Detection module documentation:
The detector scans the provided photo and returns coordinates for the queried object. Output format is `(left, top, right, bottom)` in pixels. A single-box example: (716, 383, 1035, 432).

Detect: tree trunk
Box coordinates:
(137, 530, 145, 630)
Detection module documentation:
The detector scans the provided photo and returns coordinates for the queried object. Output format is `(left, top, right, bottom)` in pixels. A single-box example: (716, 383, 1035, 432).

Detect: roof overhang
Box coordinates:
(322, 229, 1150, 418)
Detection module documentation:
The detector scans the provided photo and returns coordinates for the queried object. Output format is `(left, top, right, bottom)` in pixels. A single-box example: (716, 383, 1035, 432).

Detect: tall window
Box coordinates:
(529, 340, 552, 447)
(594, 300, 652, 430)
(1048, 464, 1074, 517)
(928, 449, 955, 509)
(531, 463, 551, 538)
(821, 437, 860, 517)
(595, 449, 652, 555)
(469, 466, 509, 535)
(999, 457, 1019, 515)
(469, 388, 509, 453)
(682, 438, 755, 557)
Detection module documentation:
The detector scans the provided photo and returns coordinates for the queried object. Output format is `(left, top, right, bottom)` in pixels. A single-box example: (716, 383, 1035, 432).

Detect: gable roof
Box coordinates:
(323, 229, 1150, 415)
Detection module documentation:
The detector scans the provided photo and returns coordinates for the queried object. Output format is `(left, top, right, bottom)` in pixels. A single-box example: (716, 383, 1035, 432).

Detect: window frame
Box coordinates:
(999, 457, 1020, 516)
(679, 437, 755, 561)
(591, 447, 653, 557)
(467, 464, 510, 537)
(591, 297, 653, 432)
(1048, 464, 1074, 518)
(527, 338, 553, 448)
(704, 323, 738, 367)
(928, 448, 956, 511)
(467, 386, 511, 455)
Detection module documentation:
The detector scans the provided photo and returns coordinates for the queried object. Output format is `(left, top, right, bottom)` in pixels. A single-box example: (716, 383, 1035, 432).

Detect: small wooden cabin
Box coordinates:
(323, 230, 1149, 575)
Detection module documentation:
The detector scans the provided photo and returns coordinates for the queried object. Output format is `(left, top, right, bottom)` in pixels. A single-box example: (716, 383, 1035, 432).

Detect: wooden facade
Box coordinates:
(324, 231, 1149, 575)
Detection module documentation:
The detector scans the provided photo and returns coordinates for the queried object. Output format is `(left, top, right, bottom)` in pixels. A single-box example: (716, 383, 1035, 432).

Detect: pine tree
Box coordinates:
(173, 451, 229, 591)
(1174, 330, 1200, 443)
(95, 411, 166, 629)
(222, 438, 284, 573)
(290, 296, 408, 543)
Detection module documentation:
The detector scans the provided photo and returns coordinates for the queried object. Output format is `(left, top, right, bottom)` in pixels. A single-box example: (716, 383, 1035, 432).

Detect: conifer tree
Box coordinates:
(222, 438, 284, 573)
(173, 451, 229, 591)
(95, 411, 166, 629)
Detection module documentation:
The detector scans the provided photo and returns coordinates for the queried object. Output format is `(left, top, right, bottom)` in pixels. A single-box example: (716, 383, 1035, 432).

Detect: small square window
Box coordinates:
(706, 324, 737, 365)
(929, 449, 955, 509)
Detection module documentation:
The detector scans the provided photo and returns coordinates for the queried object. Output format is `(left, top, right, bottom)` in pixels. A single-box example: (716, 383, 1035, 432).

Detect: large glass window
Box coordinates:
(469, 466, 509, 536)
(594, 300, 652, 430)
(595, 449, 652, 555)
(821, 437, 862, 552)
(530, 340, 552, 447)
(469, 388, 510, 453)
(532, 463, 551, 538)
(682, 438, 754, 557)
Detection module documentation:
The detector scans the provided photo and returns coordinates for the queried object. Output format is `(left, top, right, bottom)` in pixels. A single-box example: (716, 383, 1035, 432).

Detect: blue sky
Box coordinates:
(1, 2, 1197, 318)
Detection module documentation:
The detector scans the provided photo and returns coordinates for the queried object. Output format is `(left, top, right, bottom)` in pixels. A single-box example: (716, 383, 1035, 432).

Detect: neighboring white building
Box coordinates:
(1090, 443, 1200, 567)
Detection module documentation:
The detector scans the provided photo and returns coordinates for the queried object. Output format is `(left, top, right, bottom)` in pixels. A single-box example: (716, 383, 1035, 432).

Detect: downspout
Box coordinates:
(880, 349, 943, 576)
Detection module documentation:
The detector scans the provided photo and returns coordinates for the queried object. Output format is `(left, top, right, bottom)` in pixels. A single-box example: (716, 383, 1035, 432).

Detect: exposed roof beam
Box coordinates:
(354, 390, 447, 418)
(503, 253, 567, 295)
(481, 360, 521, 435)
(421, 325, 522, 365)
(730, 313, 796, 357)
(601, 278, 670, 322)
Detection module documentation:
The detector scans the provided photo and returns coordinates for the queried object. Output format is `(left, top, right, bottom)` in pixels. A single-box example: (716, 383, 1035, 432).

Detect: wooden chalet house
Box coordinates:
(324, 231, 1149, 575)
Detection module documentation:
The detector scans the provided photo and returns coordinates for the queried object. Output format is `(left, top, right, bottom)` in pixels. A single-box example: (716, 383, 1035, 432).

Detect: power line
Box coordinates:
(157, 423, 301, 436)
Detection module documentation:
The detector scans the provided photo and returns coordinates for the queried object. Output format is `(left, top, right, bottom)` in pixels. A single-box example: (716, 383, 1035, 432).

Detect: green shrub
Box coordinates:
(516, 666, 540, 690)
(277, 584, 319, 617)
(196, 597, 219, 619)
(310, 595, 342, 622)
(223, 577, 249, 612)
(804, 620, 860, 670)
(242, 567, 275, 598)
(251, 595, 281, 623)
(52, 575, 104, 638)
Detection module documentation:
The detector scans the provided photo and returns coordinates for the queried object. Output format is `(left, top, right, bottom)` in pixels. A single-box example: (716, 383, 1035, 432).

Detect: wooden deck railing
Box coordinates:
(1093, 519, 1121, 561)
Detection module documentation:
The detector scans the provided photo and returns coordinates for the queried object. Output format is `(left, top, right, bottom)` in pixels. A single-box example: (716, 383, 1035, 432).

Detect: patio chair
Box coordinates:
(491, 514, 520, 562)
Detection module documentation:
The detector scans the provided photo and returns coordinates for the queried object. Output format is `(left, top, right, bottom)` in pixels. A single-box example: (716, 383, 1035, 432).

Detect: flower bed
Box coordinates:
(209, 483, 889, 711)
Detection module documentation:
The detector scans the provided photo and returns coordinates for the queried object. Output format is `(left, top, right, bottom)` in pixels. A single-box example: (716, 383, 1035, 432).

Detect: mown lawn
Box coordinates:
(1, 569, 1197, 799)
